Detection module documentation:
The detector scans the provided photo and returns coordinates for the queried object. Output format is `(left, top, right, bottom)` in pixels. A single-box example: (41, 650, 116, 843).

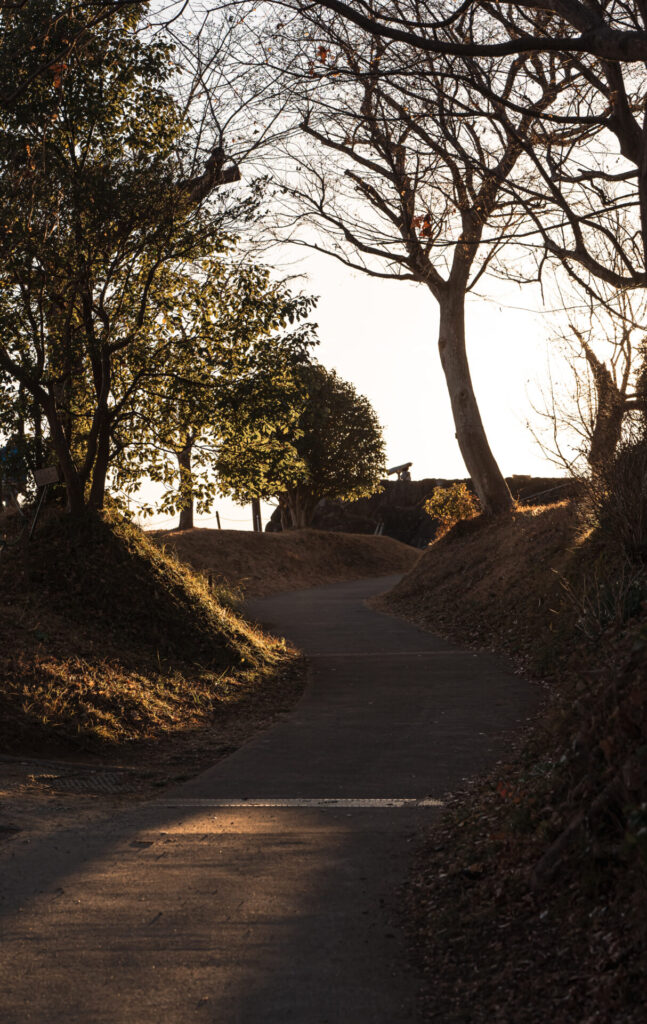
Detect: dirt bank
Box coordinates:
(378, 501, 646, 1024)
(0, 511, 300, 761)
(156, 527, 419, 597)
(379, 501, 580, 668)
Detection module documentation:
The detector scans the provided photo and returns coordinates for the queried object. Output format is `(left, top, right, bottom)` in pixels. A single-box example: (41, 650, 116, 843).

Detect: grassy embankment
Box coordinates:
(380, 501, 646, 1023)
(157, 525, 418, 597)
(0, 510, 297, 761)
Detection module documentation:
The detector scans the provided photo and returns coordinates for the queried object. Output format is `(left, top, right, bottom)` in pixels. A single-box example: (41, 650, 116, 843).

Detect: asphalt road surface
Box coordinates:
(0, 576, 538, 1023)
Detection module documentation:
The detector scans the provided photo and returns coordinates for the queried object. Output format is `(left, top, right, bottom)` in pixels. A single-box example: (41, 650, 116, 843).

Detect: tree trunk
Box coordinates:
(176, 440, 194, 531)
(279, 496, 291, 530)
(88, 418, 111, 511)
(43, 395, 85, 516)
(251, 497, 262, 532)
(33, 400, 43, 470)
(582, 346, 626, 471)
(437, 288, 513, 515)
(589, 397, 625, 472)
(286, 486, 317, 528)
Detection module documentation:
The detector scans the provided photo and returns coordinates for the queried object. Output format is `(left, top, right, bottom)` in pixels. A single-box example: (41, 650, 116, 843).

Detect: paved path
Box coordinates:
(0, 576, 537, 1023)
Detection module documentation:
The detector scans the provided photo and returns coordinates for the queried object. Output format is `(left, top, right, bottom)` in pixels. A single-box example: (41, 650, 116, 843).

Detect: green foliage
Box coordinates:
(0, 1, 249, 513)
(111, 259, 317, 518)
(424, 482, 480, 533)
(216, 363, 386, 527)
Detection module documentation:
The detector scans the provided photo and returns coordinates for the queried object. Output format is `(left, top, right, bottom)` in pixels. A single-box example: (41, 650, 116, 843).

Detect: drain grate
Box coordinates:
(31, 771, 143, 795)
(158, 797, 444, 809)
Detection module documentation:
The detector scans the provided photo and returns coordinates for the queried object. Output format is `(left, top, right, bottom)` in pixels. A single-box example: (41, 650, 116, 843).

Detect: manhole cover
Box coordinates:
(31, 772, 143, 795)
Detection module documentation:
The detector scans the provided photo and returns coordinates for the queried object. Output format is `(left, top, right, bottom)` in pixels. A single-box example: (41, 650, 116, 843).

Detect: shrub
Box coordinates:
(587, 440, 647, 560)
(424, 482, 480, 534)
(561, 559, 647, 640)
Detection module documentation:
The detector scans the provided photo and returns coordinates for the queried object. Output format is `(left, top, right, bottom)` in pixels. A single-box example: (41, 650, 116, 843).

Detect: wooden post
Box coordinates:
(215, 510, 221, 530)
(251, 498, 262, 533)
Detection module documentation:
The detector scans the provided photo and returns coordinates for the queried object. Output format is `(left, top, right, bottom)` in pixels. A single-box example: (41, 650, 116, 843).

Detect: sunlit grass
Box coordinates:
(0, 508, 294, 752)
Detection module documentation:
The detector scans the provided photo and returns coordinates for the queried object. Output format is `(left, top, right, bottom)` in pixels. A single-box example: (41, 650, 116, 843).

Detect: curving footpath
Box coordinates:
(0, 576, 538, 1023)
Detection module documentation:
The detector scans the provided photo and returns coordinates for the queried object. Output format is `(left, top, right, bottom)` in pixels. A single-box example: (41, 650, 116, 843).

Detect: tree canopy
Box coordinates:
(0, 0, 242, 514)
(216, 362, 386, 528)
(111, 258, 317, 526)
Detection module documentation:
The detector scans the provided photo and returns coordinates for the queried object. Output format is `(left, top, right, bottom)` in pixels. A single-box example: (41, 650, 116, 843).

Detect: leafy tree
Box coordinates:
(0, 1, 242, 515)
(0, 1, 141, 112)
(111, 259, 317, 528)
(216, 363, 386, 528)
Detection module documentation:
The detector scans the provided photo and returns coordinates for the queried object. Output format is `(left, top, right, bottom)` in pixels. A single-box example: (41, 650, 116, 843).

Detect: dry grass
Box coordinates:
(155, 526, 419, 597)
(379, 501, 581, 668)
(0, 510, 298, 759)
(379, 501, 647, 1023)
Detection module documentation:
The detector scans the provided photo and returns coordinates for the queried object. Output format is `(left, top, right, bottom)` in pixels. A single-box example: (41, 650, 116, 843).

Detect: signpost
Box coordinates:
(33, 466, 60, 487)
(29, 465, 60, 539)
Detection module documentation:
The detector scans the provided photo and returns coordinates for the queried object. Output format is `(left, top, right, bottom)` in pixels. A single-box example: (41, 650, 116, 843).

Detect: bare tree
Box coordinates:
(246, 14, 579, 513)
(533, 283, 647, 473)
(307, 1, 647, 64)
(292, 1, 647, 298)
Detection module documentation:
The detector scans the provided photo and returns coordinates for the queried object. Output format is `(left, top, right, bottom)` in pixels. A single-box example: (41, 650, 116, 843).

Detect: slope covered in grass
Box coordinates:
(380, 502, 647, 1023)
(156, 526, 419, 597)
(382, 501, 581, 667)
(0, 511, 296, 756)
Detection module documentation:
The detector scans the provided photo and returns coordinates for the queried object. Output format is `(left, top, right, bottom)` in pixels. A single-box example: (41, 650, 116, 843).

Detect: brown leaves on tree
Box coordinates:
(412, 213, 433, 237)
(49, 62, 66, 89)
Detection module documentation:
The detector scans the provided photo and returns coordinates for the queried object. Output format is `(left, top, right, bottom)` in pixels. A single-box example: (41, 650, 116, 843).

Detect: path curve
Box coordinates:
(0, 576, 538, 1024)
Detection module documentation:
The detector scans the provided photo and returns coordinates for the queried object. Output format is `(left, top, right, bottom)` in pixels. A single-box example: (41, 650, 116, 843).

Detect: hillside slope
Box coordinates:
(379, 502, 647, 1023)
(0, 511, 298, 760)
(381, 501, 580, 666)
(156, 527, 419, 597)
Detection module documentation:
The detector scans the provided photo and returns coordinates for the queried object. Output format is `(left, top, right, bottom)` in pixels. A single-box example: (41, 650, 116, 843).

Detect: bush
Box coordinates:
(587, 440, 647, 560)
(424, 482, 480, 534)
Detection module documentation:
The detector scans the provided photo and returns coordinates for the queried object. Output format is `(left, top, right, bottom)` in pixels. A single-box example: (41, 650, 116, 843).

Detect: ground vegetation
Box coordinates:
(0, 506, 296, 755)
(158, 523, 417, 596)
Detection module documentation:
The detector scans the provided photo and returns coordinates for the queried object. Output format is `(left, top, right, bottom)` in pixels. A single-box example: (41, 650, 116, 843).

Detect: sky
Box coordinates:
(140, 246, 565, 532)
(299, 251, 556, 478)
